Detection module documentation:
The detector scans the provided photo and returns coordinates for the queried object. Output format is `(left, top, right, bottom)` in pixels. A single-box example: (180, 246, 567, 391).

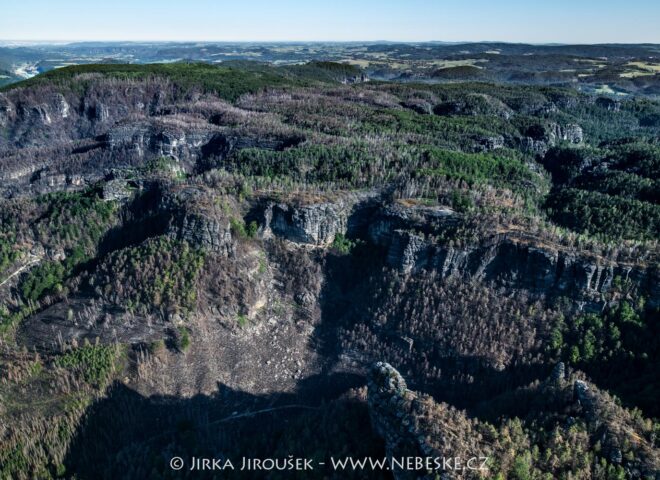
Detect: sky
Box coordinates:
(1, 0, 659, 44)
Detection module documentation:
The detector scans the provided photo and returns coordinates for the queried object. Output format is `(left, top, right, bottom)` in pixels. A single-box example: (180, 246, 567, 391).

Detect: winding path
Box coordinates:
(0, 254, 41, 288)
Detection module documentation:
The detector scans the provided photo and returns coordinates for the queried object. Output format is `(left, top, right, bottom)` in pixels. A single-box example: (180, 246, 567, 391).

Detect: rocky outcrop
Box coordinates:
(340, 73, 370, 85)
(521, 122, 583, 155)
(433, 94, 513, 119)
(574, 380, 595, 419)
(53, 93, 70, 119)
(572, 379, 637, 471)
(552, 123, 584, 144)
(9, 93, 70, 129)
(168, 212, 233, 255)
(0, 80, 183, 152)
(520, 136, 551, 156)
(387, 231, 431, 273)
(264, 191, 380, 246)
(368, 202, 658, 303)
(102, 179, 133, 202)
(369, 363, 660, 480)
(163, 187, 235, 255)
(103, 120, 215, 164)
(269, 202, 348, 245)
(86, 101, 110, 122)
(369, 202, 459, 274)
(535, 102, 559, 115)
(27, 104, 52, 125)
(367, 362, 494, 479)
(104, 120, 293, 172)
(477, 135, 504, 151)
(23, 168, 89, 196)
(430, 235, 645, 296)
(367, 362, 431, 480)
(368, 202, 458, 245)
(0, 91, 76, 148)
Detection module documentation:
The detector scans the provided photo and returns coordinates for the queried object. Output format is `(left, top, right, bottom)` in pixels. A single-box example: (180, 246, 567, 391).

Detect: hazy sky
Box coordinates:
(1, 0, 659, 44)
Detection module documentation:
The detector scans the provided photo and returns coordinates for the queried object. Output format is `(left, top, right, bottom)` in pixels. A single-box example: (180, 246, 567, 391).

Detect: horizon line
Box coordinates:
(1, 39, 659, 46)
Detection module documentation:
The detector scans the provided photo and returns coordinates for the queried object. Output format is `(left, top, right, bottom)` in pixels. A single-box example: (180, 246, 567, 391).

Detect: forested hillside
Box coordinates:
(0, 62, 658, 479)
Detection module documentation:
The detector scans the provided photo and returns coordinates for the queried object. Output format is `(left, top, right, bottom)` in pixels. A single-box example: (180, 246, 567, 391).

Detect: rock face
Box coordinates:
(367, 362, 431, 480)
(53, 93, 70, 118)
(0, 110, 294, 199)
(103, 120, 216, 166)
(388, 231, 431, 273)
(556, 123, 584, 144)
(368, 203, 457, 243)
(535, 102, 559, 115)
(572, 379, 623, 467)
(367, 202, 659, 304)
(368, 202, 462, 275)
(270, 202, 348, 245)
(168, 212, 233, 255)
(24, 168, 91, 196)
(367, 362, 491, 479)
(163, 186, 234, 255)
(433, 94, 513, 119)
(521, 122, 583, 155)
(0, 82, 300, 196)
(574, 380, 594, 416)
(265, 192, 380, 246)
(4, 93, 69, 130)
(340, 73, 370, 84)
(419, 234, 646, 297)
(104, 121, 292, 172)
(260, 194, 658, 303)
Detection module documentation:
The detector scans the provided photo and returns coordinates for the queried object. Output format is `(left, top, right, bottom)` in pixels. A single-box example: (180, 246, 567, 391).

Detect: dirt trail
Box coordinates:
(0, 254, 41, 288)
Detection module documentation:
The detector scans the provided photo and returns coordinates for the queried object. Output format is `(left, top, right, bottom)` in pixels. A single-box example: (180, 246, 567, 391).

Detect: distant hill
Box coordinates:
(0, 41, 658, 95)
